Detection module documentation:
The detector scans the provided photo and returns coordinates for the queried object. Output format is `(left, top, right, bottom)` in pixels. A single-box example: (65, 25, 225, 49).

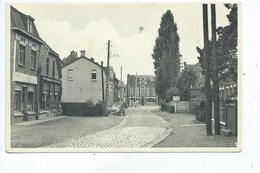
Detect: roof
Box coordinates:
(10, 6, 44, 43)
(127, 75, 155, 87)
(61, 56, 102, 69)
(128, 75, 155, 80)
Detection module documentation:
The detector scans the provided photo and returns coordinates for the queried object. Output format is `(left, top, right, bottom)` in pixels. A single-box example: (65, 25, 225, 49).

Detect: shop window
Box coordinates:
(40, 93, 47, 110)
(30, 50, 36, 69)
(53, 94, 59, 109)
(27, 92, 34, 111)
(91, 70, 97, 80)
(68, 69, 73, 81)
(14, 91, 22, 112)
(19, 44, 25, 66)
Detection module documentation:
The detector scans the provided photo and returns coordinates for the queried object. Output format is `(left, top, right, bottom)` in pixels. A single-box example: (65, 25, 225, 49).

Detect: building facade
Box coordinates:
(10, 6, 62, 123)
(126, 75, 157, 106)
(39, 46, 63, 118)
(61, 51, 106, 104)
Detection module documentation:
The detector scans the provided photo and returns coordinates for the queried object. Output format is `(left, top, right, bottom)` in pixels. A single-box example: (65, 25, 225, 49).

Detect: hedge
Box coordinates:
(61, 102, 107, 116)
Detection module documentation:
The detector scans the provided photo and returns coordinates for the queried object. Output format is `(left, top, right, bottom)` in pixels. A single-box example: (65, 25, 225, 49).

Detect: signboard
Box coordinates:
(172, 96, 180, 101)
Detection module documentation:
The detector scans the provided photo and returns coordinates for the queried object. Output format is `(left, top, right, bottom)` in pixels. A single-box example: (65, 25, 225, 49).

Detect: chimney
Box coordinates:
(80, 50, 85, 57)
(90, 58, 94, 62)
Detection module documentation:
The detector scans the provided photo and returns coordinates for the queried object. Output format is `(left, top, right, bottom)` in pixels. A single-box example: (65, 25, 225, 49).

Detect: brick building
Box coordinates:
(10, 6, 62, 123)
(126, 75, 157, 106)
(39, 45, 63, 118)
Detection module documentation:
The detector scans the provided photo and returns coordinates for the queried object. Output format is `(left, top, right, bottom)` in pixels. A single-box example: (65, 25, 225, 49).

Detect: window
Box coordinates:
(91, 70, 97, 80)
(40, 93, 47, 110)
(149, 88, 153, 96)
(14, 91, 22, 112)
(27, 19, 33, 33)
(68, 69, 73, 81)
(46, 58, 49, 75)
(30, 50, 36, 69)
(19, 44, 25, 66)
(52, 61, 55, 77)
(27, 92, 34, 111)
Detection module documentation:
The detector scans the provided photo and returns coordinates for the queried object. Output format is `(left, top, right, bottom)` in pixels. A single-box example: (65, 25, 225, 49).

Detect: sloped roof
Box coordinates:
(128, 75, 155, 81)
(62, 56, 102, 69)
(127, 75, 155, 87)
(11, 6, 44, 43)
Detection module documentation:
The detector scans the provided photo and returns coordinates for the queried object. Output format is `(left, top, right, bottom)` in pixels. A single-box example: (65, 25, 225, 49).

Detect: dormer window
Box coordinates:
(27, 19, 33, 33)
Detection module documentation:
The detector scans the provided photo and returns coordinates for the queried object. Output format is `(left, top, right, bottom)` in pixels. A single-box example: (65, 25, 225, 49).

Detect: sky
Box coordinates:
(11, 3, 230, 82)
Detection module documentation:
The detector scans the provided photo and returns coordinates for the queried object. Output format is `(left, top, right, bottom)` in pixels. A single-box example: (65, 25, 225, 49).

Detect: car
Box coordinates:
(110, 103, 126, 116)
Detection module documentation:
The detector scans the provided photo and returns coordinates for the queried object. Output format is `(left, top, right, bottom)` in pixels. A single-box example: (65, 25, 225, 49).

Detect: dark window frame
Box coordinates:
(91, 70, 97, 80)
(30, 49, 36, 69)
(46, 58, 49, 75)
(19, 44, 26, 66)
(52, 61, 55, 77)
(67, 69, 73, 81)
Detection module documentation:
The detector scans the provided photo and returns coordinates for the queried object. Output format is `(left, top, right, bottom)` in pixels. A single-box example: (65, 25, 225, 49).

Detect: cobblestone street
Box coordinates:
(47, 106, 171, 148)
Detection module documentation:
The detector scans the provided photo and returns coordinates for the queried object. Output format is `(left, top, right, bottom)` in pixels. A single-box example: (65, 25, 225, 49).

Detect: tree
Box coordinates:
(217, 4, 238, 81)
(63, 50, 78, 65)
(166, 87, 179, 102)
(196, 4, 238, 81)
(177, 67, 199, 101)
(152, 10, 181, 100)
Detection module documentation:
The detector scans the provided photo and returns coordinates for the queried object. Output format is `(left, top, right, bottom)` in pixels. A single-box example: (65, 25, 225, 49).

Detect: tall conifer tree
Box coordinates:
(152, 10, 181, 100)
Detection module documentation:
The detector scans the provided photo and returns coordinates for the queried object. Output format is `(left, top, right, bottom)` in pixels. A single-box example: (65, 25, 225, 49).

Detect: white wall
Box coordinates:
(61, 58, 106, 104)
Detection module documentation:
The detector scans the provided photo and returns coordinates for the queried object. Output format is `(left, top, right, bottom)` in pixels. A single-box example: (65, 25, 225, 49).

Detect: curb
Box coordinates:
(141, 108, 173, 148)
(141, 123, 173, 148)
(14, 116, 68, 126)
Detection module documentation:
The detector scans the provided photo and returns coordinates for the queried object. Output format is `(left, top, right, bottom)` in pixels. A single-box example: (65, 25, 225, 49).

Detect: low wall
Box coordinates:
(167, 101, 190, 113)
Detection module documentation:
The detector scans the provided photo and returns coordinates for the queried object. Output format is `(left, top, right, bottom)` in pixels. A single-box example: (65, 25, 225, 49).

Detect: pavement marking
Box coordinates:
(179, 124, 206, 127)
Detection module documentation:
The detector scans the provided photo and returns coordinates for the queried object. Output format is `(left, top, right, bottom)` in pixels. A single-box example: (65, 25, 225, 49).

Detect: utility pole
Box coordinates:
(211, 4, 221, 135)
(203, 4, 212, 136)
(120, 66, 123, 101)
(101, 61, 105, 102)
(135, 72, 137, 107)
(106, 40, 110, 105)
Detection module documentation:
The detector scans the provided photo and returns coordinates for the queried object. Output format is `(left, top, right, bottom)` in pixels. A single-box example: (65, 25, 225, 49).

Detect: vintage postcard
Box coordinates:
(6, 2, 241, 152)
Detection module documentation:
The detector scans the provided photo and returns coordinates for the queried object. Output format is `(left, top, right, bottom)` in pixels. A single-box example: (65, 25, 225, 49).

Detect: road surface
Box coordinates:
(47, 106, 171, 148)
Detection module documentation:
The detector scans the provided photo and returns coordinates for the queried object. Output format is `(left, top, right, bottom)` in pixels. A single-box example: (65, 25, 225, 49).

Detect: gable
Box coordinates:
(62, 57, 101, 72)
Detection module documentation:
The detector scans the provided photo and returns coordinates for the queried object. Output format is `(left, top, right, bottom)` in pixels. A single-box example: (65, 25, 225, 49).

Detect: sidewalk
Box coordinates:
(152, 109, 237, 148)
(14, 116, 67, 126)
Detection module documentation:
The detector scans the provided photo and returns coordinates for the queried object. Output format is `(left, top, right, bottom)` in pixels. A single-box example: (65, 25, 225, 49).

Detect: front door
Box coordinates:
(22, 86, 28, 113)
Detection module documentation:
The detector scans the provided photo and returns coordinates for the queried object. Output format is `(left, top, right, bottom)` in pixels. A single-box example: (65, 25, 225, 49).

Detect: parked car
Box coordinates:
(110, 102, 126, 116)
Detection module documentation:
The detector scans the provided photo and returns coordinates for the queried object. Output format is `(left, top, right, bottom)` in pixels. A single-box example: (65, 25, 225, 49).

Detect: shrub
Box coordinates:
(166, 87, 180, 102)
(61, 102, 107, 116)
(194, 100, 206, 122)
